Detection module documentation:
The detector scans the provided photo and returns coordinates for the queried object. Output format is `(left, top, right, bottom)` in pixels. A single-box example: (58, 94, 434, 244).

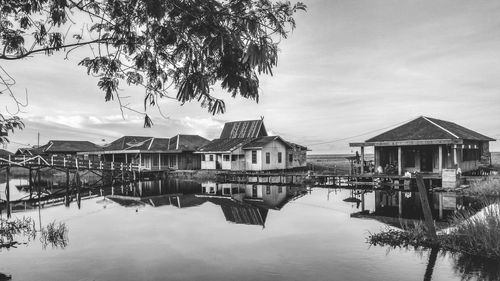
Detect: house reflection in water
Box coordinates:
(199, 182, 306, 227)
(107, 179, 306, 228)
(351, 190, 482, 227)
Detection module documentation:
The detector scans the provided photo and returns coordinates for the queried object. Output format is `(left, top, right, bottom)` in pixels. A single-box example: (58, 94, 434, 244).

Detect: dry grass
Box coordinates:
(465, 178, 500, 197)
(368, 203, 500, 259)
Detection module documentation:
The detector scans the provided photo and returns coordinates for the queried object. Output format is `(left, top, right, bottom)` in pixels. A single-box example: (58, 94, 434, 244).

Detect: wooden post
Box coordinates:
(453, 145, 458, 166)
(65, 168, 70, 207)
(360, 146, 365, 174)
(28, 167, 33, 199)
(76, 169, 81, 209)
(415, 173, 437, 240)
(6, 167, 11, 218)
(438, 145, 443, 172)
(398, 146, 402, 175)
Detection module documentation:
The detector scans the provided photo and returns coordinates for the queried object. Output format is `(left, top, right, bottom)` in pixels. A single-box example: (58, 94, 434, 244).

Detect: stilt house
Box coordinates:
(349, 116, 495, 175)
(79, 135, 209, 171)
(197, 119, 308, 171)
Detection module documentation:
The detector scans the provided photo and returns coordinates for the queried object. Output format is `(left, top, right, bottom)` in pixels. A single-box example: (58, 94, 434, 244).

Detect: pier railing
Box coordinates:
(0, 155, 140, 171)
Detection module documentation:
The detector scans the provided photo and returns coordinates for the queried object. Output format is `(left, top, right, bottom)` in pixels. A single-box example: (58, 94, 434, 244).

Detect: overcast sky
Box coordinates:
(2, 0, 500, 154)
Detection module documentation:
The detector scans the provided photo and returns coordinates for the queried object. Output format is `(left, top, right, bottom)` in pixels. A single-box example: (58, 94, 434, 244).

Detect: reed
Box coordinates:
(368, 202, 500, 259)
(464, 177, 500, 197)
(41, 221, 68, 249)
(0, 217, 36, 249)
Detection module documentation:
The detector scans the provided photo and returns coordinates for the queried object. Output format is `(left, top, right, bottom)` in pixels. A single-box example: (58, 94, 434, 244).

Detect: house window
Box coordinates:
(209, 155, 214, 161)
(266, 186, 270, 195)
(266, 152, 270, 164)
(223, 154, 230, 161)
(202, 154, 206, 161)
(278, 152, 282, 163)
(231, 155, 238, 161)
(252, 151, 257, 164)
(289, 153, 293, 162)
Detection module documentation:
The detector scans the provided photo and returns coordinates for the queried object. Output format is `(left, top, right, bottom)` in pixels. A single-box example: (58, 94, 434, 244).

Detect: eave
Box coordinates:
(349, 139, 464, 147)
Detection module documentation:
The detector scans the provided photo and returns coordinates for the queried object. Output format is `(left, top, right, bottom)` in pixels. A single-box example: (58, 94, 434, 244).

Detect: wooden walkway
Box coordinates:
(0, 155, 139, 171)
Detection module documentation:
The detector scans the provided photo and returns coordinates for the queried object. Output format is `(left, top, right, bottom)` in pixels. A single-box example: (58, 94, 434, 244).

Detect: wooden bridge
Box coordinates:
(0, 155, 140, 172)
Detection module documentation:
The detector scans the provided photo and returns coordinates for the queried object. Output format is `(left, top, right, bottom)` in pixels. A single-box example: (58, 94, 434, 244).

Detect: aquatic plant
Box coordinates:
(40, 221, 69, 249)
(367, 203, 500, 259)
(0, 217, 36, 249)
(464, 177, 500, 197)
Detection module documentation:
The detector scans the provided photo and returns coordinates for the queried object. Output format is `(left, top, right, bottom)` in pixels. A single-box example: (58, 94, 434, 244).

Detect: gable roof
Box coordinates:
(197, 138, 252, 153)
(220, 120, 267, 139)
(94, 135, 209, 153)
(366, 116, 495, 143)
(39, 140, 100, 153)
(0, 149, 13, 156)
(168, 134, 210, 151)
(105, 136, 156, 151)
(242, 136, 293, 150)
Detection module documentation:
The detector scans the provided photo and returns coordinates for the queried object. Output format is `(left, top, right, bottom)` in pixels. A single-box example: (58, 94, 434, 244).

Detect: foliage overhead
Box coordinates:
(0, 0, 306, 132)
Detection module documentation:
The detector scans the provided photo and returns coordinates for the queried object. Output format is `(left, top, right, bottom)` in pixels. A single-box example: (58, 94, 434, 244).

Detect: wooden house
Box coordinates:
(197, 119, 308, 171)
(13, 140, 99, 157)
(0, 149, 13, 158)
(38, 140, 100, 157)
(78, 135, 209, 171)
(350, 116, 495, 175)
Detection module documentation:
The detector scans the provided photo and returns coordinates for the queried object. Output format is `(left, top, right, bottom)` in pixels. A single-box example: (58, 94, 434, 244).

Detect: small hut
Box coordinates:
(350, 116, 495, 176)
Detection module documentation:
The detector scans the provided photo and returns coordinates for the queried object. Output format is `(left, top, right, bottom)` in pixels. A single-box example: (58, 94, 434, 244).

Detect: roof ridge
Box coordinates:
(423, 116, 459, 139)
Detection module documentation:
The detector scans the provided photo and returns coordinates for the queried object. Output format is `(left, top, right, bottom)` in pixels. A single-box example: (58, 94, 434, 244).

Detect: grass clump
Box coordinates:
(368, 203, 500, 259)
(0, 217, 36, 249)
(464, 177, 500, 197)
(41, 221, 68, 249)
(443, 204, 500, 258)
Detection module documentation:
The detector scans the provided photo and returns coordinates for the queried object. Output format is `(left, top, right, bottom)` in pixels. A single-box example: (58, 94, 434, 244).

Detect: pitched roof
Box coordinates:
(366, 116, 495, 142)
(0, 149, 13, 156)
(208, 198, 268, 226)
(39, 140, 100, 153)
(168, 134, 210, 151)
(97, 135, 209, 152)
(220, 120, 267, 139)
(104, 136, 156, 151)
(198, 138, 251, 152)
(242, 136, 292, 150)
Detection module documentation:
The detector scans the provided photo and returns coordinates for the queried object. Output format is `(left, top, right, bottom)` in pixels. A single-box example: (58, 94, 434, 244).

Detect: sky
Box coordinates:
(2, 0, 500, 154)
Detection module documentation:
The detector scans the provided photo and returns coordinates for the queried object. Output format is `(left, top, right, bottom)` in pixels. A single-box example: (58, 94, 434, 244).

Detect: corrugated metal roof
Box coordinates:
(198, 138, 252, 152)
(242, 136, 292, 149)
(366, 116, 495, 142)
(40, 140, 100, 153)
(219, 120, 267, 139)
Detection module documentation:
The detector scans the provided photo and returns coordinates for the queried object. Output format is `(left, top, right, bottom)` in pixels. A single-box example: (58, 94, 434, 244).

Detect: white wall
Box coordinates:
(244, 140, 288, 171)
(245, 149, 262, 171)
(221, 153, 232, 170)
(201, 153, 217, 169)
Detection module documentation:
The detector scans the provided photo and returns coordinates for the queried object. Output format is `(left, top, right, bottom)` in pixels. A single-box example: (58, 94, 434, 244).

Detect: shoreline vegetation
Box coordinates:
(368, 178, 500, 260)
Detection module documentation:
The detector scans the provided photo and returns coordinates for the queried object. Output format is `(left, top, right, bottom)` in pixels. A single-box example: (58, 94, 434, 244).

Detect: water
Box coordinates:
(0, 178, 498, 281)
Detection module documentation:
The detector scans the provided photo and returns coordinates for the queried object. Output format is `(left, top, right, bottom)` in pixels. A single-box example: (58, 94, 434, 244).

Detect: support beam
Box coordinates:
(360, 146, 365, 174)
(453, 145, 458, 166)
(398, 146, 402, 175)
(438, 145, 443, 172)
(6, 167, 11, 218)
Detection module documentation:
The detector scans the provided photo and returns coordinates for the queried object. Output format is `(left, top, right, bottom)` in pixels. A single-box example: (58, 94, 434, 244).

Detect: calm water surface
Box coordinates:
(0, 178, 497, 281)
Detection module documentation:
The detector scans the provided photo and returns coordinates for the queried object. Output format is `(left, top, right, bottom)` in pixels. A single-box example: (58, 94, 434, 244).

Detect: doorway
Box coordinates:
(420, 149, 433, 172)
